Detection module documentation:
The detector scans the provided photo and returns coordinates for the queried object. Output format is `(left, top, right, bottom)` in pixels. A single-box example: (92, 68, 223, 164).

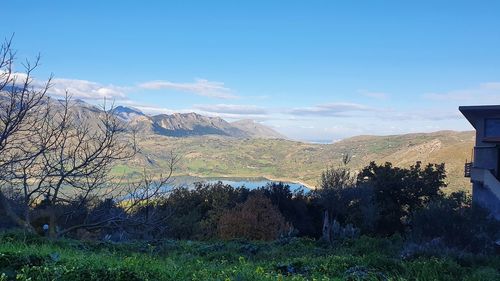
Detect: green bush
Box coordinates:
(410, 192, 500, 253)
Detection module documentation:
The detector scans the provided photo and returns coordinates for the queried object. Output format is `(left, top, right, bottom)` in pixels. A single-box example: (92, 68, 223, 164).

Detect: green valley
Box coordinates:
(117, 130, 475, 192)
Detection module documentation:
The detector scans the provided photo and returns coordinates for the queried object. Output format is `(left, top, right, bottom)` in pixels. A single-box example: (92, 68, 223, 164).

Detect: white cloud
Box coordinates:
(49, 78, 128, 100)
(289, 102, 374, 117)
(423, 82, 500, 103)
(118, 100, 187, 115)
(129, 105, 177, 115)
(359, 90, 389, 100)
(1, 72, 128, 100)
(3, 70, 478, 141)
(138, 79, 237, 99)
(376, 109, 462, 121)
(193, 104, 267, 115)
(1, 71, 36, 89)
(4, 73, 238, 101)
(480, 82, 500, 90)
(4, 71, 28, 82)
(117, 101, 277, 121)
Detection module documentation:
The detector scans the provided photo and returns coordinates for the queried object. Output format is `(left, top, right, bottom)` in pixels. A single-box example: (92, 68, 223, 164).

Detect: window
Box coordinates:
(484, 118, 500, 138)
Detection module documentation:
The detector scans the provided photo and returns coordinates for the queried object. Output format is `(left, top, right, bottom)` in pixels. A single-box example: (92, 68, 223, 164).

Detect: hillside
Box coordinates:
(116, 130, 475, 192)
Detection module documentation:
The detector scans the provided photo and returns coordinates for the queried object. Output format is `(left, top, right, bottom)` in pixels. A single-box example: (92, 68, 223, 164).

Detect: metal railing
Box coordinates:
(464, 162, 473, 178)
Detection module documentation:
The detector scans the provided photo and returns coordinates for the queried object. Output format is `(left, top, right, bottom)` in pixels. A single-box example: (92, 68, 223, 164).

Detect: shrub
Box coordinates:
(217, 193, 289, 240)
(259, 183, 319, 237)
(358, 161, 446, 235)
(159, 182, 250, 240)
(410, 192, 500, 253)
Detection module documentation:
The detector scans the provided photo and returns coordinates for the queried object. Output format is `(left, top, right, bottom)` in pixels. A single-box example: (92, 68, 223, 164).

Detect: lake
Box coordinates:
(204, 179, 309, 191)
(122, 177, 311, 200)
(173, 176, 310, 191)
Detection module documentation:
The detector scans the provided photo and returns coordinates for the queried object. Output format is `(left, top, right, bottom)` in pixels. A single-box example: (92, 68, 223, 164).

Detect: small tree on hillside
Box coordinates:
(158, 182, 249, 240)
(357, 161, 446, 236)
(217, 193, 288, 240)
(259, 182, 318, 237)
(314, 154, 357, 242)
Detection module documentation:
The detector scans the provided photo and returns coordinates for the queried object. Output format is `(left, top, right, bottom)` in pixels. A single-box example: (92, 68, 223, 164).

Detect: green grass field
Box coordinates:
(1, 232, 498, 281)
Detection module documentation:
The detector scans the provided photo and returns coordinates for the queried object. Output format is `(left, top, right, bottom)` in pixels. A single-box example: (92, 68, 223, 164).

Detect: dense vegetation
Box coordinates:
(2, 161, 500, 280)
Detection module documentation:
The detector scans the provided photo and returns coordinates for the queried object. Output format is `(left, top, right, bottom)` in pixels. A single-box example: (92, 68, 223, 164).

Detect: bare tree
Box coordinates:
(57, 151, 180, 239)
(0, 38, 180, 239)
(6, 93, 142, 237)
(0, 36, 52, 232)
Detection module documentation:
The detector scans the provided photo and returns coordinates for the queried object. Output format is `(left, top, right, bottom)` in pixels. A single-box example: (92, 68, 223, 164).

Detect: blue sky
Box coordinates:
(2, 0, 500, 141)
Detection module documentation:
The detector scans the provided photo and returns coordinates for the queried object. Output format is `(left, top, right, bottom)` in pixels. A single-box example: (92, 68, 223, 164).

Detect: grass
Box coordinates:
(1, 231, 498, 280)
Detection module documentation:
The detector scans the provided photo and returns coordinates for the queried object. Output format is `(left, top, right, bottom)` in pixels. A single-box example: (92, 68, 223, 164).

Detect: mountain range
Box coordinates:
(111, 105, 285, 139)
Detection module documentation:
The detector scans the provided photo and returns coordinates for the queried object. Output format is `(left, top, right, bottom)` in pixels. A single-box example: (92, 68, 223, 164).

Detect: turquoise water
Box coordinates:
(204, 179, 309, 191)
(123, 177, 310, 200)
(171, 176, 310, 191)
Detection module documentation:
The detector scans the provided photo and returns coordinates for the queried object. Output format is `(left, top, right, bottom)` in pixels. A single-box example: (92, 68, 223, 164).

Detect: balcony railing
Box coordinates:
(464, 162, 473, 178)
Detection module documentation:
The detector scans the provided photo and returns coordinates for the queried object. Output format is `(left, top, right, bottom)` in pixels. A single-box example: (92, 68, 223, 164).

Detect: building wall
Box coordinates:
(467, 112, 500, 219)
(473, 182, 500, 220)
(474, 146, 497, 173)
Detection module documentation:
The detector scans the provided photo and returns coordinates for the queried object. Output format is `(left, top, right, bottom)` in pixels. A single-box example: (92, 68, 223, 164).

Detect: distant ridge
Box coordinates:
(64, 100, 285, 139)
(230, 119, 285, 139)
(151, 112, 248, 137)
(113, 106, 145, 122)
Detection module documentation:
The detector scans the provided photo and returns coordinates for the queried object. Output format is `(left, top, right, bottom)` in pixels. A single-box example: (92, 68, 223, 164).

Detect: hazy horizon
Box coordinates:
(2, 1, 499, 141)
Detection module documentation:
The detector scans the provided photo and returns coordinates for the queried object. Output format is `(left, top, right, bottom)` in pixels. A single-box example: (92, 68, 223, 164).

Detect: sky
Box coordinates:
(2, 0, 500, 141)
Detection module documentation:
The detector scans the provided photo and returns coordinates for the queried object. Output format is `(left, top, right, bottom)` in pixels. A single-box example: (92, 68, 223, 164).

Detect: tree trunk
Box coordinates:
(0, 189, 35, 233)
(48, 206, 57, 239)
(322, 210, 331, 243)
(24, 198, 31, 229)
